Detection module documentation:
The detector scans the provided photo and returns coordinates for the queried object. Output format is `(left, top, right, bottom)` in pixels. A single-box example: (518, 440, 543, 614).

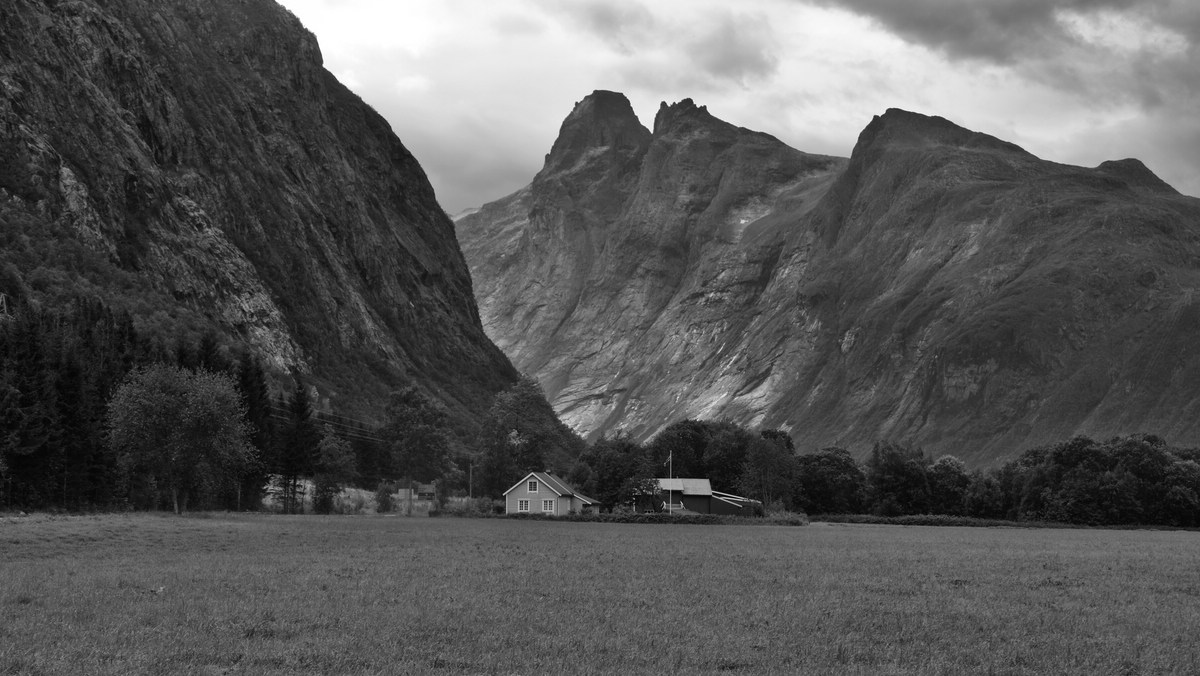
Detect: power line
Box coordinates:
(266, 413, 379, 438)
(266, 402, 382, 430)
(264, 409, 384, 444)
(265, 409, 377, 435)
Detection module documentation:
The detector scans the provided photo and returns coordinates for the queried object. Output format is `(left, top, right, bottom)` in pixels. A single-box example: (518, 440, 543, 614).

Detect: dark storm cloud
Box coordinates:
(684, 12, 780, 86)
(540, 2, 780, 89)
(812, 1, 1200, 106)
(543, 0, 657, 52)
(810, 0, 1140, 63)
(807, 0, 1200, 196)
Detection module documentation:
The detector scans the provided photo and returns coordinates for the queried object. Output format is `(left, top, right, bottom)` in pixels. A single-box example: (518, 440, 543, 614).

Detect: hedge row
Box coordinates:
(809, 513, 1196, 530)
(430, 510, 809, 526)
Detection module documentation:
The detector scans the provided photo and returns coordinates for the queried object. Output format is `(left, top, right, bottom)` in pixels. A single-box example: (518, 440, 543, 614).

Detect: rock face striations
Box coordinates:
(0, 0, 517, 422)
(457, 91, 1200, 464)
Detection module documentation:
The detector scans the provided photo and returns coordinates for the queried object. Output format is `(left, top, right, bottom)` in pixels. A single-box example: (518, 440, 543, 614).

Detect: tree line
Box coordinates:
(4, 293, 1199, 527)
(796, 434, 1200, 527)
(0, 294, 452, 512)
(557, 421, 1200, 527)
(0, 292, 583, 513)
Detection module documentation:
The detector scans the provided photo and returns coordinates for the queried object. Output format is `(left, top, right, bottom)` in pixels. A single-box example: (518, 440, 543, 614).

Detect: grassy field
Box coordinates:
(2, 514, 1198, 675)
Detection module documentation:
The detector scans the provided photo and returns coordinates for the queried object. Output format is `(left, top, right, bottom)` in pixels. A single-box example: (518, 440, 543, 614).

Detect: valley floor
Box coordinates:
(2, 513, 1197, 674)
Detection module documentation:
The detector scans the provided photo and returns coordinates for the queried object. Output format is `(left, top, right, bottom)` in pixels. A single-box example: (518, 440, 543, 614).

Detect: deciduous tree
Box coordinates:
(477, 376, 583, 497)
(927, 455, 970, 515)
(312, 424, 357, 514)
(794, 447, 866, 515)
(106, 364, 253, 513)
(380, 386, 452, 512)
(740, 434, 796, 510)
(865, 441, 930, 516)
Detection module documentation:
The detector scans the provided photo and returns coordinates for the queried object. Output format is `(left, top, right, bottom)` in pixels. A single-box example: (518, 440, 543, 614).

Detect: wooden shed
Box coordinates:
(656, 478, 761, 516)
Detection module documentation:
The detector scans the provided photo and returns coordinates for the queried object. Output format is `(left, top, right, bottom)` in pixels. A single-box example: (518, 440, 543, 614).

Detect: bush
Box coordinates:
(375, 482, 397, 514)
(334, 489, 368, 515)
(430, 497, 501, 517)
(311, 477, 338, 515)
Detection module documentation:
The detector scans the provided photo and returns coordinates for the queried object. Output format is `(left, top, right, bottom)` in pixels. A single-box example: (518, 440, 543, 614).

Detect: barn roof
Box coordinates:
(656, 478, 712, 495)
(656, 480, 762, 507)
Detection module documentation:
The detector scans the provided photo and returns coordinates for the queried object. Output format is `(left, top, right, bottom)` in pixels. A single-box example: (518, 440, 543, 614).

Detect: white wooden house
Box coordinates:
(503, 471, 600, 515)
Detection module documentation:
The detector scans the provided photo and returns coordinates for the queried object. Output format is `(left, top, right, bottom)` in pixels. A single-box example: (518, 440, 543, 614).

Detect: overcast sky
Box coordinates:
(275, 0, 1200, 214)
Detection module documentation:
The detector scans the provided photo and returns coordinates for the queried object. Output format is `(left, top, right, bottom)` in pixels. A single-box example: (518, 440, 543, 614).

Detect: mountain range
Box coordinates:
(456, 90, 1200, 464)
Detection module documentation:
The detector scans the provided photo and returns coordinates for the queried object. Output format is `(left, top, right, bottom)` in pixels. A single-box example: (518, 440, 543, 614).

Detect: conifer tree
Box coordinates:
(196, 332, 228, 374)
(235, 349, 272, 509)
(275, 380, 319, 513)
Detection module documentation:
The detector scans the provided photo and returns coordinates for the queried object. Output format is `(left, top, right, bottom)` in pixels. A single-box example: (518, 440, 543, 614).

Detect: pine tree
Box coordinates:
(235, 350, 272, 509)
(275, 380, 319, 513)
(55, 354, 95, 510)
(1, 309, 62, 507)
(196, 331, 228, 374)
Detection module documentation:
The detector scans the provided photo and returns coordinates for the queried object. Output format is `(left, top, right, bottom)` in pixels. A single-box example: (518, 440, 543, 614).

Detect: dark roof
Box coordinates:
(656, 478, 712, 496)
(656, 479, 761, 505)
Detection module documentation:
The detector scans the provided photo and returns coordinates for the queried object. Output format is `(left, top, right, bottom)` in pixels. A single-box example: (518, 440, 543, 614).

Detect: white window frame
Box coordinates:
(528, 480, 538, 493)
(518, 499, 529, 512)
(542, 499, 555, 513)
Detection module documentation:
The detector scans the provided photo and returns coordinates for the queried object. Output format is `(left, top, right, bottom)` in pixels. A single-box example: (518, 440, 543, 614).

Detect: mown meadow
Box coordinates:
(2, 514, 1199, 675)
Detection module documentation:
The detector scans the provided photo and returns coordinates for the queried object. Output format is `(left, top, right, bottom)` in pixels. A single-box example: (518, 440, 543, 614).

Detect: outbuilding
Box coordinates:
(656, 478, 761, 516)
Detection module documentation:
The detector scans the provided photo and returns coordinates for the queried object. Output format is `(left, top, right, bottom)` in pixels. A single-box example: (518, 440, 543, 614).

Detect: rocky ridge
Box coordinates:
(0, 0, 518, 424)
(457, 92, 1200, 464)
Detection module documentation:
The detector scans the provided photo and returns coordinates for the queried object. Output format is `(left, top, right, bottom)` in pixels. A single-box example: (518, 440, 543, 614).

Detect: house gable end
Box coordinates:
(502, 472, 566, 498)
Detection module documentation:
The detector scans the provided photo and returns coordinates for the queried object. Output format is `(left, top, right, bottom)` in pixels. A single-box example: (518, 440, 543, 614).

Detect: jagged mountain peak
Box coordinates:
(855, 108, 1031, 158)
(652, 97, 728, 136)
(540, 90, 650, 176)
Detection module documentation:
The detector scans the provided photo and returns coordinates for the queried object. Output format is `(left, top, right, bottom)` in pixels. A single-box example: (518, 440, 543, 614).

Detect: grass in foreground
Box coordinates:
(2, 513, 1199, 675)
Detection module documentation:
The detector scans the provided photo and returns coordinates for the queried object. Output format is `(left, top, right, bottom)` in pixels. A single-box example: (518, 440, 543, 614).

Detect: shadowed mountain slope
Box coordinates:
(457, 92, 1200, 465)
(0, 0, 518, 425)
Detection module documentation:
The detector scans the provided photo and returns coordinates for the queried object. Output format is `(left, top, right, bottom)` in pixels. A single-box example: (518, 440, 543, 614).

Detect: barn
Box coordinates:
(504, 472, 600, 516)
(656, 478, 761, 516)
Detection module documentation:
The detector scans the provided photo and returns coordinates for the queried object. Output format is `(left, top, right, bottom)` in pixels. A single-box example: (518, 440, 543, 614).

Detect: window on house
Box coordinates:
(528, 480, 538, 492)
(518, 499, 529, 512)
(542, 499, 554, 513)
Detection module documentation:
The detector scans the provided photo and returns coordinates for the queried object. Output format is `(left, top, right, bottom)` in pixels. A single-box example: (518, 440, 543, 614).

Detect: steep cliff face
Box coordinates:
(457, 91, 843, 441)
(458, 94, 1200, 464)
(0, 0, 517, 422)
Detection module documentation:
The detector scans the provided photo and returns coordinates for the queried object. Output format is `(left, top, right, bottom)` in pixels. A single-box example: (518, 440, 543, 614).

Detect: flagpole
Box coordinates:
(669, 452, 673, 515)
